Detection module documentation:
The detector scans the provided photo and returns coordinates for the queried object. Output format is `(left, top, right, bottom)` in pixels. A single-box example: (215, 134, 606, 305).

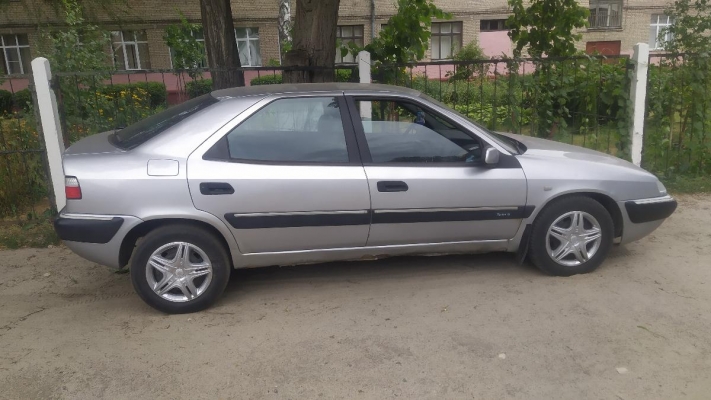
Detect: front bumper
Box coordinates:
(619, 195, 677, 245)
(55, 211, 143, 268)
(624, 195, 678, 223)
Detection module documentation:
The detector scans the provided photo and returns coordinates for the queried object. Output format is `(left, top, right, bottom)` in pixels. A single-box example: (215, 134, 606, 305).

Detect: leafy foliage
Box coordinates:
(0, 90, 13, 115)
(447, 40, 487, 82)
(507, 0, 589, 58)
(186, 79, 213, 99)
(164, 12, 206, 80)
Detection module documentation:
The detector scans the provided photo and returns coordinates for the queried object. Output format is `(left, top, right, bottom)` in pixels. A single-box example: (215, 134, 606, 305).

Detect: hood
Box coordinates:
(499, 132, 646, 171)
(63, 130, 124, 156)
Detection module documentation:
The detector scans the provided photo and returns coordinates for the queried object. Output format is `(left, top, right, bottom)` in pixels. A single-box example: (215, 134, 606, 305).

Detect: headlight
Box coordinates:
(657, 180, 667, 195)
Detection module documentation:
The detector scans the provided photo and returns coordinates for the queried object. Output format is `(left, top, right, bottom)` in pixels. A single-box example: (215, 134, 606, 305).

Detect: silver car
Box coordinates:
(54, 83, 676, 313)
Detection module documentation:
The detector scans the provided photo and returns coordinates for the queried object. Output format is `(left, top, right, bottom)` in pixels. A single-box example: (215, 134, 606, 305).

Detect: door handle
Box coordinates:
(377, 181, 409, 192)
(200, 182, 235, 195)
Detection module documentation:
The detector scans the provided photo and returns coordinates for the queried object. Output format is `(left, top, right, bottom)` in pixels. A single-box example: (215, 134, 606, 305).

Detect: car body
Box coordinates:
(54, 83, 677, 313)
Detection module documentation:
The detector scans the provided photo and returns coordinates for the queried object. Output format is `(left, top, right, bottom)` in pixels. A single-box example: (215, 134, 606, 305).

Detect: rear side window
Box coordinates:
(224, 97, 349, 163)
(110, 94, 218, 150)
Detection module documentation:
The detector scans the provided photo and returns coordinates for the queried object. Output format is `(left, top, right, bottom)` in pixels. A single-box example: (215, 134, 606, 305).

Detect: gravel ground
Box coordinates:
(1, 195, 710, 400)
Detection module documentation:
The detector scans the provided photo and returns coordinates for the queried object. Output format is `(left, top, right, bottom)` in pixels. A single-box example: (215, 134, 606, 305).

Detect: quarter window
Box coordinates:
(226, 97, 349, 163)
(355, 99, 481, 164)
(1, 34, 31, 75)
(235, 28, 261, 66)
(431, 22, 462, 60)
(112, 30, 151, 70)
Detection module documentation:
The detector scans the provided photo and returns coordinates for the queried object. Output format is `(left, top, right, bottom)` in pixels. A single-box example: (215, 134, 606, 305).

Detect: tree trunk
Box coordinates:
(283, 0, 340, 83)
(200, 0, 245, 89)
(278, 0, 292, 64)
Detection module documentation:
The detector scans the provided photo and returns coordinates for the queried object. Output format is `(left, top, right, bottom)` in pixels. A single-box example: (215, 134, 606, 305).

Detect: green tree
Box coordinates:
(164, 12, 206, 79)
(506, 0, 589, 58)
(447, 40, 486, 81)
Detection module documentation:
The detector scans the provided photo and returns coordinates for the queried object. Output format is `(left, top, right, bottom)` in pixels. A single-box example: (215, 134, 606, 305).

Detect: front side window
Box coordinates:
(650, 14, 674, 50)
(336, 25, 364, 63)
(226, 97, 348, 163)
(0, 34, 31, 75)
(235, 28, 261, 66)
(589, 0, 623, 29)
(355, 99, 481, 163)
(431, 22, 462, 60)
(112, 30, 151, 70)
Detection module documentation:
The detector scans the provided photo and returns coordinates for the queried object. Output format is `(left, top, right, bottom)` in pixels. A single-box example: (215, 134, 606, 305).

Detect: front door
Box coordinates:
(188, 95, 371, 254)
(347, 96, 528, 247)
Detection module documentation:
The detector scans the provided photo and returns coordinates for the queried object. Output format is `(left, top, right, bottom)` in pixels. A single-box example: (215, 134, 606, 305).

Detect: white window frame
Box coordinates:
(650, 14, 674, 50)
(111, 30, 149, 71)
(169, 29, 207, 69)
(589, 0, 623, 29)
(234, 27, 261, 67)
(1, 34, 30, 75)
(336, 25, 364, 64)
(431, 22, 463, 60)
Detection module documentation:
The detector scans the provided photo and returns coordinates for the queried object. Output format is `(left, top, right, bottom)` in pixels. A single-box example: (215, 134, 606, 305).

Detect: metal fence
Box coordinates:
(374, 55, 633, 157)
(0, 74, 52, 220)
(644, 53, 711, 176)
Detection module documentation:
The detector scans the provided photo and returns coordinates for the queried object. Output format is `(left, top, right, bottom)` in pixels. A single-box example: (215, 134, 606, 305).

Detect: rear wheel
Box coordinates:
(529, 196, 614, 276)
(130, 224, 231, 313)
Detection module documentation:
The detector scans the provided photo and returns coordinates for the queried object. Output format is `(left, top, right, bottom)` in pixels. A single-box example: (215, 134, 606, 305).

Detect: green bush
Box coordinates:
(96, 82, 167, 109)
(251, 74, 282, 86)
(0, 90, 13, 115)
(13, 89, 32, 112)
(186, 79, 212, 99)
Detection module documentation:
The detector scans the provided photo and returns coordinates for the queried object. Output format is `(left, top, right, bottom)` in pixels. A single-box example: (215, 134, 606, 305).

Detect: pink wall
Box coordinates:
(480, 32, 513, 58)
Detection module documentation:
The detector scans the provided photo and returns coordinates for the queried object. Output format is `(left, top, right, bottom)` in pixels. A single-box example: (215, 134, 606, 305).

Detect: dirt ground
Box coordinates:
(1, 195, 710, 400)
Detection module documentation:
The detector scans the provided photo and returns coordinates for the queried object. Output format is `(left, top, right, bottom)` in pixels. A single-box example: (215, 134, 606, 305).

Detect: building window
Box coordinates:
(235, 28, 261, 67)
(1, 34, 31, 75)
(650, 14, 674, 50)
(480, 19, 508, 32)
(169, 29, 208, 69)
(589, 0, 622, 29)
(431, 22, 462, 60)
(336, 25, 364, 63)
(112, 30, 151, 70)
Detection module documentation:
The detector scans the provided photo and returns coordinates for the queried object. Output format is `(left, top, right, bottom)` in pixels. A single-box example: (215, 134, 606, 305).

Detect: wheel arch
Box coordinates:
(119, 217, 236, 268)
(532, 191, 624, 240)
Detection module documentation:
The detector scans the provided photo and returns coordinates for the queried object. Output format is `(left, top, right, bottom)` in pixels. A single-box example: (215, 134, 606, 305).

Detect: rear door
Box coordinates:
(188, 95, 371, 254)
(346, 95, 528, 247)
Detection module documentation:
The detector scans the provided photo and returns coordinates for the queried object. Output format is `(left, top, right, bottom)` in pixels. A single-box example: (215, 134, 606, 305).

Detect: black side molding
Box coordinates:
(225, 212, 371, 229)
(625, 199, 677, 223)
(54, 217, 124, 244)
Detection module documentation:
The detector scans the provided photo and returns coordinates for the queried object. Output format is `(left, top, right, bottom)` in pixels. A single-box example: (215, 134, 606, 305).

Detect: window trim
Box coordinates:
(1, 34, 31, 75)
(430, 21, 463, 60)
(345, 95, 491, 167)
(650, 14, 674, 50)
(234, 27, 261, 67)
(111, 30, 150, 71)
(336, 25, 365, 64)
(588, 0, 623, 30)
(203, 95, 362, 166)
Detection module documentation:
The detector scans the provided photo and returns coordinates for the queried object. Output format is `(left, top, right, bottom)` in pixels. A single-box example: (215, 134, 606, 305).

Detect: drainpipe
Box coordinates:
(370, 0, 376, 40)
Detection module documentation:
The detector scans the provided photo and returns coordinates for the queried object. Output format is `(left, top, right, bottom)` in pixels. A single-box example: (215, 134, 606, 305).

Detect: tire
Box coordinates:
(528, 196, 614, 276)
(130, 224, 231, 314)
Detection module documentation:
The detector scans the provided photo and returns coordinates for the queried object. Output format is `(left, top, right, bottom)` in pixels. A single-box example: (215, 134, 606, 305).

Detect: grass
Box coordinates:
(659, 175, 711, 194)
(0, 218, 59, 250)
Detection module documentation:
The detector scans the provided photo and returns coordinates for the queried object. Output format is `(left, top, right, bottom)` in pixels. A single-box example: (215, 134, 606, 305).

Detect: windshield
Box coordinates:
(110, 94, 219, 150)
(419, 93, 521, 154)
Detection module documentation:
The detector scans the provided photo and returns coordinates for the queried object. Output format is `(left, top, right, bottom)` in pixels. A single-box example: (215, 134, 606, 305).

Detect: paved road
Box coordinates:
(1, 195, 710, 399)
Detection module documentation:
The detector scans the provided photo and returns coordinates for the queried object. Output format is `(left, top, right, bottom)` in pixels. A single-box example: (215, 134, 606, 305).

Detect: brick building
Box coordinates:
(1, 0, 676, 76)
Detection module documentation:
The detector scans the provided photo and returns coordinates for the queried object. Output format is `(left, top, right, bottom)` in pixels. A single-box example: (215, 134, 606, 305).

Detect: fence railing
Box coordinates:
(644, 53, 711, 176)
(0, 74, 52, 220)
(373, 55, 634, 157)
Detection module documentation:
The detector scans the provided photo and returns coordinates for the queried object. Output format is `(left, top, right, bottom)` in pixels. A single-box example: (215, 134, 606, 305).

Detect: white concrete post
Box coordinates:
(629, 43, 649, 167)
(357, 51, 372, 120)
(31, 57, 66, 211)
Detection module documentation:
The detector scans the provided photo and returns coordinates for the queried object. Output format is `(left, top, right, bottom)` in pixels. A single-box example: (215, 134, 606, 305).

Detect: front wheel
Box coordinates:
(130, 224, 231, 313)
(528, 196, 614, 276)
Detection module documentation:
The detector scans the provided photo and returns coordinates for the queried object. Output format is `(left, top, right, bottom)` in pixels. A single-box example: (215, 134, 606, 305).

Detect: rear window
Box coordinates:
(109, 94, 219, 150)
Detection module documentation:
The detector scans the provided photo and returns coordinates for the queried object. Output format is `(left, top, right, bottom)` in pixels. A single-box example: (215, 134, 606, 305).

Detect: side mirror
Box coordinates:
(484, 147, 500, 165)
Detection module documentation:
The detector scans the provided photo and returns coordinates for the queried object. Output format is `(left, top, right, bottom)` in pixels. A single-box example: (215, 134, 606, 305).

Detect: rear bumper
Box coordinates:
(625, 195, 678, 223)
(55, 211, 143, 269)
(54, 215, 124, 244)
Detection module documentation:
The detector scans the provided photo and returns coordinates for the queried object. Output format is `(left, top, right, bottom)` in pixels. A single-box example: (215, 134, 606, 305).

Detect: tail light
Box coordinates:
(65, 176, 82, 200)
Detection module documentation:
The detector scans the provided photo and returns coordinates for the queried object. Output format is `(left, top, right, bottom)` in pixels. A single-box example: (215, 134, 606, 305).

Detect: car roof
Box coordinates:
(211, 82, 422, 99)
